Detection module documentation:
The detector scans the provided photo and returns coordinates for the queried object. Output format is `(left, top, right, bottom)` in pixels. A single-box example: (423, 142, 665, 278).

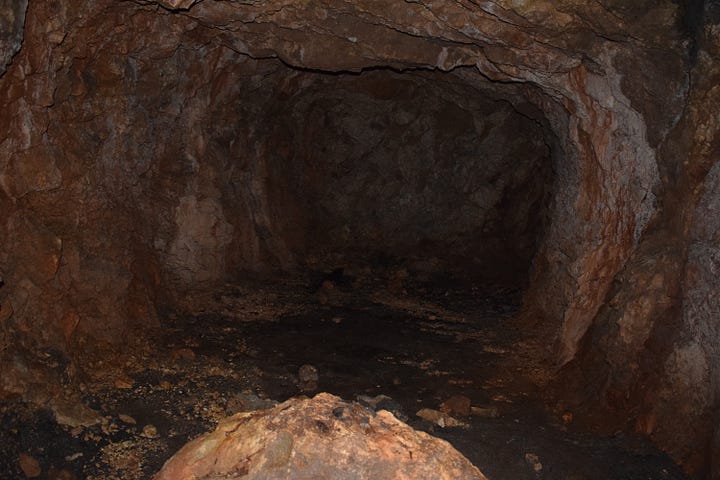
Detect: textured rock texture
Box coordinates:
(0, 0, 27, 76)
(261, 69, 551, 278)
(155, 392, 487, 480)
(0, 0, 717, 476)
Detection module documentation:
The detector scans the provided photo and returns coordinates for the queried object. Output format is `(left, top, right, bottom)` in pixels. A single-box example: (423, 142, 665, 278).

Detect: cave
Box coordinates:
(1, 0, 719, 479)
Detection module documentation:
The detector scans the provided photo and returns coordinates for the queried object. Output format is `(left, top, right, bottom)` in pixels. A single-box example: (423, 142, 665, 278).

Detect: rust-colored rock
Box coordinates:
(18, 453, 41, 478)
(440, 394, 472, 417)
(155, 393, 487, 480)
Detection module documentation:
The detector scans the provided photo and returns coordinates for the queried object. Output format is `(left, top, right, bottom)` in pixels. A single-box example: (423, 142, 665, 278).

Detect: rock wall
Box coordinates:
(0, 0, 717, 476)
(556, 8, 720, 475)
(0, 0, 27, 76)
(259, 69, 551, 279)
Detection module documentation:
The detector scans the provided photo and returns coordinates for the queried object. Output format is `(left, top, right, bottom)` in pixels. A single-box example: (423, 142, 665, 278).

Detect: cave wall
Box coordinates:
(258, 70, 551, 279)
(0, 0, 718, 476)
(0, 0, 27, 76)
(557, 8, 720, 474)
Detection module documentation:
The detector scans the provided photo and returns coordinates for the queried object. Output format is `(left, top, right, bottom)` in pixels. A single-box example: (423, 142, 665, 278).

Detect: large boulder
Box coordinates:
(155, 393, 487, 480)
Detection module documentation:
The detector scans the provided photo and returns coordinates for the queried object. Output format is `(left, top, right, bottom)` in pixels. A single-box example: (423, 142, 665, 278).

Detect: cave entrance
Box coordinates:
(259, 69, 552, 289)
(202, 67, 554, 291)
(192, 62, 556, 419)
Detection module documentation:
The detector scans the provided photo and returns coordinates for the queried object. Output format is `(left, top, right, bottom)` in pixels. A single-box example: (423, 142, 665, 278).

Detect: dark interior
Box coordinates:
(235, 69, 552, 284)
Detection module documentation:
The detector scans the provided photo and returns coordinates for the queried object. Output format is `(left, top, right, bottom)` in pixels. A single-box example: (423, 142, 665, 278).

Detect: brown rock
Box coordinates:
(18, 453, 41, 478)
(155, 393, 486, 480)
(118, 414, 137, 425)
(416, 408, 468, 428)
(471, 406, 500, 418)
(156, 0, 197, 9)
(298, 364, 319, 392)
(170, 347, 196, 363)
(524, 452, 542, 473)
(226, 392, 277, 414)
(440, 394, 472, 417)
(141, 424, 159, 438)
(50, 398, 102, 428)
(114, 378, 134, 389)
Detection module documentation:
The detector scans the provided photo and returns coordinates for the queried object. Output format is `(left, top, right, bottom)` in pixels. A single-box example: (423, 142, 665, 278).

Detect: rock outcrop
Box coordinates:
(154, 393, 488, 480)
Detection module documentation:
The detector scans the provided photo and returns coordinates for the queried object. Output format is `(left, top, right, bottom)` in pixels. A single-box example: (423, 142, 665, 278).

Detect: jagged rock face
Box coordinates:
(0, 0, 717, 476)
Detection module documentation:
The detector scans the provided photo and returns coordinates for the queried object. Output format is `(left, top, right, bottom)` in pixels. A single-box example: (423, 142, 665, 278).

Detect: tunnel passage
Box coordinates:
(216, 68, 553, 286)
(1, 0, 719, 478)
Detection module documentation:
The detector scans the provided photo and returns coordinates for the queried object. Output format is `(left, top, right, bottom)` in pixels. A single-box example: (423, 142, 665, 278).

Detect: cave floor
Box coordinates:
(1, 277, 690, 480)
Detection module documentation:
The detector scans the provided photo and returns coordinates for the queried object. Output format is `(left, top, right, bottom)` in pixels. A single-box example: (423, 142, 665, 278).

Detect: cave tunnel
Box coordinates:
(236, 67, 552, 286)
(1, 0, 719, 479)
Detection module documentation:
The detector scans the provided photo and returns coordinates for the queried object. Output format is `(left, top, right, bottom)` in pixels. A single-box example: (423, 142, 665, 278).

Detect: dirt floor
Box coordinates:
(0, 272, 692, 480)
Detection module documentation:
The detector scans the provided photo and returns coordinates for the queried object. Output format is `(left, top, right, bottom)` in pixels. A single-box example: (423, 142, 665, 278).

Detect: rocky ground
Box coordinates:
(0, 271, 691, 480)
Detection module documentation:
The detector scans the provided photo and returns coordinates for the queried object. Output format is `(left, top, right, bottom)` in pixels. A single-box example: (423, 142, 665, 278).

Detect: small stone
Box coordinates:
(18, 453, 41, 478)
(357, 394, 407, 422)
(470, 406, 500, 418)
(298, 364, 319, 392)
(141, 424, 159, 438)
(51, 398, 102, 428)
(524, 452, 542, 473)
(171, 347, 196, 363)
(119, 414, 137, 425)
(159, 381, 172, 390)
(439, 395, 472, 417)
(416, 408, 468, 428)
(226, 392, 278, 413)
(114, 378, 134, 389)
(299, 364, 319, 383)
(562, 411, 573, 424)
